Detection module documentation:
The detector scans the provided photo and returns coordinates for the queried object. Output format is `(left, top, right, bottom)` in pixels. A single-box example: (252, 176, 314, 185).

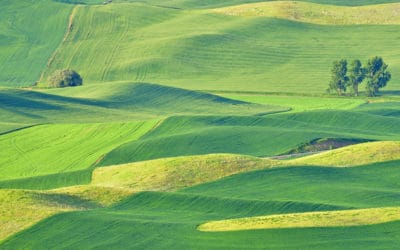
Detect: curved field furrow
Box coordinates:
(0, 121, 158, 186)
(30, 2, 400, 93)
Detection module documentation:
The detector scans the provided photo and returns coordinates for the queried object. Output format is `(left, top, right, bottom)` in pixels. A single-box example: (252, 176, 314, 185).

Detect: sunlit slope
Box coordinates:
(92, 154, 276, 191)
(0, 189, 97, 242)
(290, 141, 400, 167)
(3, 159, 400, 249)
(0, 0, 72, 86)
(98, 111, 400, 165)
(0, 154, 274, 241)
(183, 160, 400, 208)
(39, 3, 400, 93)
(213, 2, 400, 25)
(199, 207, 400, 231)
(0, 121, 157, 188)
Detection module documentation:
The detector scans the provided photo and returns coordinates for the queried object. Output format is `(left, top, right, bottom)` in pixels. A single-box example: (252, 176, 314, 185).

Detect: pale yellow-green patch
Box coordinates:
(0, 154, 277, 241)
(289, 141, 400, 167)
(212, 1, 400, 25)
(92, 154, 277, 191)
(0, 189, 92, 241)
(198, 207, 400, 232)
(50, 185, 133, 207)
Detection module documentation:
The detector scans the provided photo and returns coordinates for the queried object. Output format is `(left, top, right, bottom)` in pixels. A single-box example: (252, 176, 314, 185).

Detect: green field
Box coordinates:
(1, 0, 399, 94)
(36, 2, 400, 93)
(1, 0, 400, 248)
(3, 159, 400, 249)
(0, 0, 73, 86)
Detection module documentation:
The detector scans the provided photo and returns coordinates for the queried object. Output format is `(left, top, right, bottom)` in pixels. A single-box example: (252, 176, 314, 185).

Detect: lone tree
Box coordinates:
(329, 59, 348, 95)
(348, 59, 366, 96)
(365, 56, 391, 97)
(48, 69, 83, 88)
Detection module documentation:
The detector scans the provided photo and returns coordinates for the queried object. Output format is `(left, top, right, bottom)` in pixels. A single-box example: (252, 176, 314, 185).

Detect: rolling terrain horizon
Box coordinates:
(0, 0, 400, 248)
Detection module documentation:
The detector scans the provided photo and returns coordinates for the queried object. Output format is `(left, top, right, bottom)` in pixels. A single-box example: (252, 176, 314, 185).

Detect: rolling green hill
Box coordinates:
(0, 121, 157, 189)
(0, 82, 281, 125)
(37, 2, 400, 93)
(0, 0, 73, 86)
(97, 110, 400, 165)
(213, 2, 400, 25)
(3, 159, 400, 249)
(2, 0, 398, 94)
(1, 0, 400, 248)
(199, 206, 400, 231)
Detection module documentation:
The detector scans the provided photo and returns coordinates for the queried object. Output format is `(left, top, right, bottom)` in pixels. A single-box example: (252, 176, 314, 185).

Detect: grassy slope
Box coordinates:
(34, 2, 400, 93)
(0, 83, 282, 125)
(0, 189, 98, 242)
(0, 0, 72, 86)
(220, 93, 367, 112)
(0, 154, 273, 241)
(199, 207, 400, 231)
(1, 0, 400, 247)
(0, 121, 157, 186)
(3, 159, 400, 249)
(97, 110, 400, 165)
(213, 2, 400, 25)
(355, 101, 400, 117)
(290, 141, 400, 166)
(183, 160, 400, 208)
(92, 154, 276, 191)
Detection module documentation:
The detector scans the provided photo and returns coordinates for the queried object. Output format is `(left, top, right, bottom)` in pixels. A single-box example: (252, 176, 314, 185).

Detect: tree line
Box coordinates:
(328, 56, 391, 97)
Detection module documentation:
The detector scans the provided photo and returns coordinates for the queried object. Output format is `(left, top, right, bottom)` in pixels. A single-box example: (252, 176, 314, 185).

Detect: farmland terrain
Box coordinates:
(0, 0, 400, 249)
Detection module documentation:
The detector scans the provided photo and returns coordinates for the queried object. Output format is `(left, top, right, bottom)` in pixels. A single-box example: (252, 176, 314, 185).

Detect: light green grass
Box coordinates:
(3, 159, 400, 249)
(290, 141, 400, 166)
(220, 94, 366, 112)
(0, 121, 157, 183)
(97, 111, 400, 165)
(49, 185, 132, 207)
(0, 0, 73, 86)
(33, 2, 400, 93)
(0, 83, 282, 125)
(93, 154, 276, 191)
(198, 206, 400, 231)
(213, 1, 400, 25)
(0, 189, 96, 241)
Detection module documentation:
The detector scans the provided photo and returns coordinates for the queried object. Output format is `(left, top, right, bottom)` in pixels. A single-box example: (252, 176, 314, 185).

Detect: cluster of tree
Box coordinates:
(328, 56, 391, 97)
(48, 69, 83, 88)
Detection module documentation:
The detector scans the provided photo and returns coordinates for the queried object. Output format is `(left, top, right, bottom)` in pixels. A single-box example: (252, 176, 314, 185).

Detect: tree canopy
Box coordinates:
(48, 69, 83, 88)
(328, 57, 391, 97)
(348, 60, 366, 97)
(329, 59, 348, 96)
(365, 57, 391, 97)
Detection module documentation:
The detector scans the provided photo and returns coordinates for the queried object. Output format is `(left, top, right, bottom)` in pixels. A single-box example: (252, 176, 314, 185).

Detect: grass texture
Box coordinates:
(0, 83, 281, 124)
(290, 141, 400, 166)
(198, 206, 400, 231)
(97, 111, 400, 165)
(33, 2, 400, 93)
(213, 1, 400, 25)
(3, 159, 400, 248)
(0, 121, 157, 185)
(0, 0, 73, 86)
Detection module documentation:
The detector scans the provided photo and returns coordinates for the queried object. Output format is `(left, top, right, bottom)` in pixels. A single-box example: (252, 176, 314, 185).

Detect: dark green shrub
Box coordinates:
(48, 69, 83, 88)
